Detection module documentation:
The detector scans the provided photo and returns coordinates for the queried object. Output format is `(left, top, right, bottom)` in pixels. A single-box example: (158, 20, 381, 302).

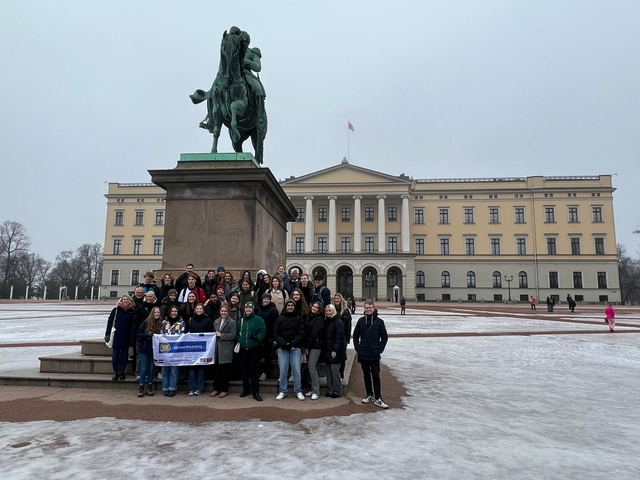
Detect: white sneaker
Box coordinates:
(194, 390, 201, 396)
(276, 392, 286, 400)
(188, 391, 194, 396)
(296, 392, 305, 401)
(304, 391, 312, 397)
(259, 373, 267, 382)
(362, 395, 374, 404)
(311, 393, 319, 401)
(374, 398, 389, 409)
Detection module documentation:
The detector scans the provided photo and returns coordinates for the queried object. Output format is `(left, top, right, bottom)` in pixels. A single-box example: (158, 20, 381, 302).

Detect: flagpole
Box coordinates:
(347, 123, 350, 161)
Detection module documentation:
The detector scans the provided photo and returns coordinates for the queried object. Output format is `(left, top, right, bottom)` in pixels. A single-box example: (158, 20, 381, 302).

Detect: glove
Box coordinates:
(283, 343, 292, 351)
(104, 335, 110, 343)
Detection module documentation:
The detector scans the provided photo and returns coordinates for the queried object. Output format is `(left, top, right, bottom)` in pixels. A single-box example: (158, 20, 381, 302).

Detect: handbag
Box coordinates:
(234, 318, 243, 353)
(317, 363, 326, 378)
(106, 326, 116, 348)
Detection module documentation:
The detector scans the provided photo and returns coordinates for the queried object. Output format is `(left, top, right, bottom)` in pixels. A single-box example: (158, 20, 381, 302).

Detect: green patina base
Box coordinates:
(179, 152, 260, 168)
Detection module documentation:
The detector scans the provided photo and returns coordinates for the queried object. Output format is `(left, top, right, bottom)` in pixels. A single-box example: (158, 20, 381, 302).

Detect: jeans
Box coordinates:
(162, 366, 179, 391)
(277, 347, 302, 394)
(360, 359, 381, 399)
(139, 353, 154, 385)
(307, 349, 322, 395)
(112, 347, 128, 372)
(188, 366, 205, 393)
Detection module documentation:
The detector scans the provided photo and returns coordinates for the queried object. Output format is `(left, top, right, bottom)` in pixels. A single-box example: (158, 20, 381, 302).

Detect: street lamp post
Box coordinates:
(504, 275, 514, 302)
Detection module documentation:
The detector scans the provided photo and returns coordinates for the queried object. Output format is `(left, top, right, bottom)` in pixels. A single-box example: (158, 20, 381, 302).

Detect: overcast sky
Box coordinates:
(1, 0, 638, 261)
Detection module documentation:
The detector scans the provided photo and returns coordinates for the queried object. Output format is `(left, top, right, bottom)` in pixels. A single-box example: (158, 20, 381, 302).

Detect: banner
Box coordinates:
(152, 333, 217, 367)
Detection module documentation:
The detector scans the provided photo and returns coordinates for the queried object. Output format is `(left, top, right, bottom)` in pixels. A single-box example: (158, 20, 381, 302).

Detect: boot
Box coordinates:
(112, 371, 118, 381)
(119, 369, 126, 380)
(138, 385, 145, 397)
(145, 384, 154, 396)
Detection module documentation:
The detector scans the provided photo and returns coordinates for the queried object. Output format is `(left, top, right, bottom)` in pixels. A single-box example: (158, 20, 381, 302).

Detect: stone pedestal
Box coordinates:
(149, 153, 297, 275)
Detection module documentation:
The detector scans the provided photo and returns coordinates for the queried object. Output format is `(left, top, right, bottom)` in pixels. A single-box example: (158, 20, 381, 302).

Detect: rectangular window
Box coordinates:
(468, 294, 477, 301)
(514, 207, 525, 224)
(341, 236, 351, 253)
(388, 236, 398, 253)
(113, 239, 122, 255)
(516, 238, 527, 255)
(465, 238, 475, 255)
(489, 208, 500, 224)
(592, 206, 603, 222)
(440, 238, 450, 255)
(414, 208, 424, 224)
(594, 238, 605, 255)
(153, 239, 163, 255)
(341, 207, 351, 222)
(570, 238, 581, 255)
(519, 294, 529, 302)
(295, 237, 305, 253)
(318, 207, 327, 222)
(114, 211, 124, 226)
(133, 239, 142, 255)
(155, 210, 164, 226)
(365, 207, 375, 222)
(135, 211, 144, 226)
(109, 291, 118, 298)
(573, 272, 583, 289)
(415, 238, 424, 255)
(131, 270, 140, 286)
(597, 272, 607, 289)
(464, 208, 474, 224)
(490, 238, 501, 255)
(467, 273, 476, 288)
(545, 207, 555, 223)
(549, 271, 559, 289)
(568, 206, 579, 223)
(296, 207, 305, 222)
(364, 236, 375, 253)
(110, 270, 119, 286)
(317, 236, 327, 253)
(493, 294, 503, 302)
(547, 237, 557, 255)
(388, 206, 397, 222)
(439, 208, 449, 224)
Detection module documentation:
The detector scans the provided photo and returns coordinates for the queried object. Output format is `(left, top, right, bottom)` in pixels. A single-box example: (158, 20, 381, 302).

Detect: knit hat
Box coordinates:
(168, 289, 178, 296)
(257, 269, 267, 276)
(216, 284, 225, 291)
(262, 292, 272, 300)
(285, 299, 296, 307)
(217, 266, 225, 272)
(245, 301, 255, 309)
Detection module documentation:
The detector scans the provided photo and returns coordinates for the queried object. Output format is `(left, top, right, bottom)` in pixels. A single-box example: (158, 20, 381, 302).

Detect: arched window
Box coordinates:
(519, 271, 528, 288)
(493, 271, 502, 288)
(388, 270, 398, 287)
(416, 271, 425, 288)
(467, 271, 476, 288)
(441, 271, 450, 288)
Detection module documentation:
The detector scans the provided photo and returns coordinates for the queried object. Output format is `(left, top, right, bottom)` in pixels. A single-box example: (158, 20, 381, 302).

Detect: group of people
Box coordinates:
(104, 264, 389, 408)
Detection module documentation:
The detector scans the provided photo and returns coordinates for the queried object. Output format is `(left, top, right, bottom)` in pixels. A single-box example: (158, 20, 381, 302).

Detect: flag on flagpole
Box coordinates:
(348, 121, 354, 132)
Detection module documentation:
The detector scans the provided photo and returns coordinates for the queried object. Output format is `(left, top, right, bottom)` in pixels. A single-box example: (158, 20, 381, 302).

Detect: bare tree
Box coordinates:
(75, 243, 104, 289)
(618, 244, 640, 304)
(0, 221, 31, 297)
(15, 252, 47, 297)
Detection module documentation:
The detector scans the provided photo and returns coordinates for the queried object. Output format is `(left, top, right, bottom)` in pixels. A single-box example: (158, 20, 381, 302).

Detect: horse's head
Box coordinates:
(219, 27, 248, 82)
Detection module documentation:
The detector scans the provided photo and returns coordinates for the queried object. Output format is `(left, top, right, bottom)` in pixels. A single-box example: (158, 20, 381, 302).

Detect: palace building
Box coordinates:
(101, 159, 620, 303)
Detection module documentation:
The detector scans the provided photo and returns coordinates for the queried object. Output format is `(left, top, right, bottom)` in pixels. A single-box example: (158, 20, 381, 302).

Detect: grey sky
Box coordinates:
(1, 0, 638, 261)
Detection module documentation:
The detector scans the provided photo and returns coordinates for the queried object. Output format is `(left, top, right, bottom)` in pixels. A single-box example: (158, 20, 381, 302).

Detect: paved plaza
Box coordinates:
(2, 302, 640, 479)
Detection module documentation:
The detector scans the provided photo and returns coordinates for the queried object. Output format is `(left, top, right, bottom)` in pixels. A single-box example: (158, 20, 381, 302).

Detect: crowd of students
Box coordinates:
(104, 264, 388, 408)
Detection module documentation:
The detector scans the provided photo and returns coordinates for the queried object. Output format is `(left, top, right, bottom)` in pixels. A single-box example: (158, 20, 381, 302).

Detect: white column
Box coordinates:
(401, 194, 410, 253)
(353, 195, 362, 252)
(9, 285, 14, 299)
(90, 286, 95, 300)
(286, 221, 292, 253)
(43, 286, 47, 300)
(328, 196, 337, 253)
(74, 285, 79, 300)
(304, 196, 314, 253)
(377, 195, 386, 253)
(25, 285, 29, 299)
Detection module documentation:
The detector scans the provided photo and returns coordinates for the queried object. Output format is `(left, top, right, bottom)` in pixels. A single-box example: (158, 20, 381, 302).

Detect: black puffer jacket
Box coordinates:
(273, 310, 305, 348)
(353, 312, 388, 362)
(339, 308, 352, 344)
(322, 315, 345, 364)
(305, 312, 325, 350)
(256, 302, 279, 342)
(188, 313, 214, 333)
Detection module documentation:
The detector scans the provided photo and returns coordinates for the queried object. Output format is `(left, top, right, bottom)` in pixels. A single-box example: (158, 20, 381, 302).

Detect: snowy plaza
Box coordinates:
(2, 302, 640, 479)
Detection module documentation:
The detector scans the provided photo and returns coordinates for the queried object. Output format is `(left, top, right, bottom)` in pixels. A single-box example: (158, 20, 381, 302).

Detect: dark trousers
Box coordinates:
(360, 359, 381, 399)
(213, 363, 231, 393)
(240, 348, 260, 395)
(260, 340, 273, 376)
(112, 347, 128, 372)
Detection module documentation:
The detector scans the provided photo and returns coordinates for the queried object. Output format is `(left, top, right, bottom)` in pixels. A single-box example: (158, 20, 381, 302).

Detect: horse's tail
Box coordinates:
(189, 89, 209, 104)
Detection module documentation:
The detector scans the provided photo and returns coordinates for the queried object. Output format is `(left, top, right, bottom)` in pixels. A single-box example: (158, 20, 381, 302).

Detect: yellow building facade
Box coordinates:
(102, 160, 620, 303)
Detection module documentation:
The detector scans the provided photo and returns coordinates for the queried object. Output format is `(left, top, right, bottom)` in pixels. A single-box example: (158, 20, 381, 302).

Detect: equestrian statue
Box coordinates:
(190, 26, 268, 164)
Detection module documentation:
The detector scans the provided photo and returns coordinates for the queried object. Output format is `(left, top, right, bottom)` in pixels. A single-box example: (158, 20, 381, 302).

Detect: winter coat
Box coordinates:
(236, 313, 266, 351)
(161, 318, 185, 335)
(322, 315, 346, 364)
(205, 300, 221, 321)
(605, 305, 615, 319)
(140, 282, 158, 296)
(339, 308, 353, 344)
(238, 289, 259, 308)
(255, 302, 279, 342)
(305, 312, 325, 350)
(300, 283, 314, 305)
(158, 282, 175, 302)
(178, 286, 206, 304)
(228, 305, 243, 322)
(273, 311, 305, 348)
(268, 288, 289, 314)
(137, 319, 157, 356)
(254, 280, 269, 302)
(203, 277, 219, 298)
(187, 313, 214, 333)
(223, 281, 239, 297)
(180, 302, 197, 321)
(280, 274, 292, 295)
(213, 316, 237, 364)
(175, 272, 202, 293)
(132, 301, 156, 341)
(311, 286, 331, 307)
(105, 306, 134, 349)
(160, 297, 180, 320)
(353, 312, 388, 362)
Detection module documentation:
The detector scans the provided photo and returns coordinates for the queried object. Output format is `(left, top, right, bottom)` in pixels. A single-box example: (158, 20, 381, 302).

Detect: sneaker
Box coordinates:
(259, 373, 267, 382)
(157, 372, 162, 380)
(136, 374, 140, 380)
(311, 393, 319, 401)
(296, 392, 305, 401)
(304, 391, 312, 397)
(194, 390, 201, 396)
(276, 392, 286, 400)
(374, 398, 389, 409)
(362, 395, 374, 404)
(188, 391, 194, 396)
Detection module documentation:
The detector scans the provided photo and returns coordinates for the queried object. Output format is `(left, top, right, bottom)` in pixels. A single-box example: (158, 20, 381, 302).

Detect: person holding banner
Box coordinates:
(137, 306, 162, 397)
(186, 304, 214, 395)
(237, 302, 266, 402)
(211, 305, 237, 398)
(160, 306, 185, 397)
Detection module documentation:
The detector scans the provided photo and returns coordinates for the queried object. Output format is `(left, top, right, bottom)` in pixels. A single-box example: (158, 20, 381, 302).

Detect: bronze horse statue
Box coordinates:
(190, 27, 267, 164)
